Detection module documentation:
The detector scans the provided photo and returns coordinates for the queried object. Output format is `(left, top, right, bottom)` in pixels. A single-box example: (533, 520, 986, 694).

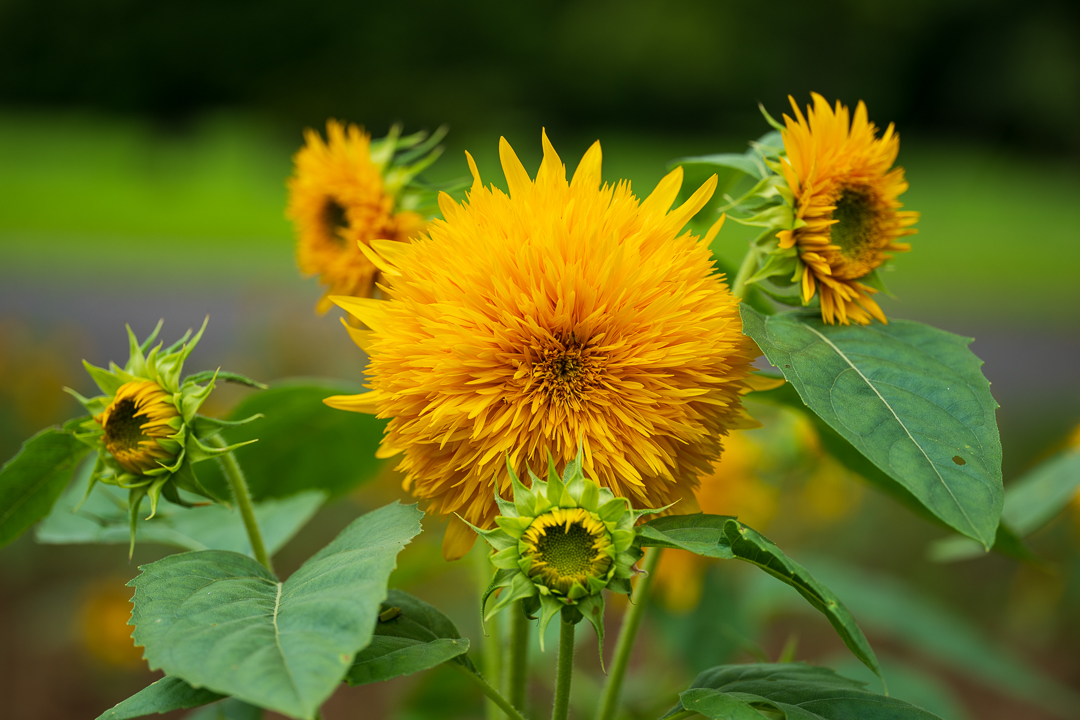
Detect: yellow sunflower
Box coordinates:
(777, 93, 919, 325)
(286, 120, 427, 312)
(326, 131, 759, 559)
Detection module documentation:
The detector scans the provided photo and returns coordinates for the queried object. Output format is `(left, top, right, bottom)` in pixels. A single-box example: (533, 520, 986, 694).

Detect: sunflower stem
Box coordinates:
(452, 663, 529, 720)
(732, 244, 762, 299)
(475, 548, 504, 720)
(552, 619, 576, 720)
(212, 437, 273, 573)
(506, 601, 531, 712)
(594, 547, 662, 720)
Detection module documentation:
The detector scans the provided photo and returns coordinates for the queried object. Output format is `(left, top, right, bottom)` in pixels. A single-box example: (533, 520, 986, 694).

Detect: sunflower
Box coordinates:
(325, 131, 759, 559)
(286, 121, 430, 312)
(777, 93, 919, 325)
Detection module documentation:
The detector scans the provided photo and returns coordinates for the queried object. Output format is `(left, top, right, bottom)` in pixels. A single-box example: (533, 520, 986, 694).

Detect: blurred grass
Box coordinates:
(1, 112, 1078, 325)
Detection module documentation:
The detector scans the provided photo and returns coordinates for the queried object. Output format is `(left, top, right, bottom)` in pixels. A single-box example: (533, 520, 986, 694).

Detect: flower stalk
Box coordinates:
(212, 436, 272, 573)
(552, 619, 576, 720)
(506, 601, 531, 712)
(452, 663, 529, 720)
(595, 547, 663, 720)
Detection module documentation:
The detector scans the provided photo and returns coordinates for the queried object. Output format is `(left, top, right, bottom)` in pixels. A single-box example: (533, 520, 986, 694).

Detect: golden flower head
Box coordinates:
(66, 320, 261, 553)
(473, 452, 643, 651)
(776, 93, 919, 325)
(286, 121, 445, 312)
(325, 131, 759, 560)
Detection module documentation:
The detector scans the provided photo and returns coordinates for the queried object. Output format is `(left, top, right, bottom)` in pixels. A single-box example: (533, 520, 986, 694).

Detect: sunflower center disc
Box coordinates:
(323, 199, 348, 243)
(103, 398, 150, 452)
(535, 521, 599, 578)
(831, 186, 880, 261)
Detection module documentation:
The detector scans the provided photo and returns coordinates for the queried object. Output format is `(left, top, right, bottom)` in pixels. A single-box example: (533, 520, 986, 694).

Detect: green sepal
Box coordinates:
(507, 454, 538, 517)
(536, 595, 563, 651)
(82, 360, 125, 397)
(183, 370, 268, 390)
(190, 413, 264, 437)
(758, 103, 787, 133)
(575, 592, 606, 669)
(127, 485, 147, 559)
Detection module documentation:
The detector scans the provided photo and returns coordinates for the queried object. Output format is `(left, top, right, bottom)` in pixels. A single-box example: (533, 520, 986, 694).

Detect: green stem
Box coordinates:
(213, 437, 273, 573)
(595, 547, 663, 720)
(731, 244, 762, 299)
(552, 619, 576, 720)
(506, 601, 530, 712)
(452, 663, 529, 720)
(475, 549, 504, 720)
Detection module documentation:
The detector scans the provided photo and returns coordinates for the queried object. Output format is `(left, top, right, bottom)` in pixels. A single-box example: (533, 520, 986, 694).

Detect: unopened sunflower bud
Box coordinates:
(470, 448, 647, 657)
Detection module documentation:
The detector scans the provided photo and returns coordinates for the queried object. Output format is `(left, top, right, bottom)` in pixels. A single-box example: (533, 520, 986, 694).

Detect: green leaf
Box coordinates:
(36, 477, 324, 557)
(346, 590, 472, 685)
(639, 514, 880, 681)
(96, 676, 224, 719)
(130, 502, 424, 719)
(196, 379, 388, 501)
(741, 306, 1004, 548)
(744, 556, 1080, 718)
(184, 699, 262, 720)
(0, 426, 89, 548)
(670, 663, 942, 720)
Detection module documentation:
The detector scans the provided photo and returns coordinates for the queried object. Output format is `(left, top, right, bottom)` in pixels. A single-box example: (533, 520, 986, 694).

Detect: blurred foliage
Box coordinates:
(0, 0, 1078, 156)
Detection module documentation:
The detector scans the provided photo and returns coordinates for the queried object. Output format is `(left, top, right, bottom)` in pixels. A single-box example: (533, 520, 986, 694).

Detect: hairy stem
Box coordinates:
(731, 244, 762, 299)
(212, 437, 273, 573)
(552, 619, 576, 720)
(453, 663, 529, 720)
(506, 601, 531, 712)
(595, 547, 663, 720)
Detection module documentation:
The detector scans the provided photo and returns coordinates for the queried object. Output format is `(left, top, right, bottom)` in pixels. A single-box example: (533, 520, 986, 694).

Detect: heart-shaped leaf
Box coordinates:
(0, 426, 88, 548)
(130, 501, 423, 719)
(640, 514, 880, 681)
(346, 589, 473, 686)
(669, 663, 942, 719)
(741, 306, 1003, 547)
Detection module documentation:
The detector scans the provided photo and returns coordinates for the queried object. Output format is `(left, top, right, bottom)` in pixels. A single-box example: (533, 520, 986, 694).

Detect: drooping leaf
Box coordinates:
(0, 426, 89, 548)
(668, 663, 942, 720)
(743, 555, 1080, 719)
(96, 676, 224, 719)
(346, 590, 473, 685)
(639, 514, 880, 681)
(741, 306, 1004, 548)
(196, 379, 387, 501)
(37, 472, 323, 557)
(130, 502, 424, 719)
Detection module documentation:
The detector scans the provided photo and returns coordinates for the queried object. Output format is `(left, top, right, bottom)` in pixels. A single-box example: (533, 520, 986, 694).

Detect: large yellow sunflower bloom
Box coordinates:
(326, 131, 759, 559)
(286, 120, 426, 312)
(777, 93, 919, 325)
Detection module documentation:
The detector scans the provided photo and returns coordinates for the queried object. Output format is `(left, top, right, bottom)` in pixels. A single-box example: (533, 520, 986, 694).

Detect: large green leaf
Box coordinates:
(97, 676, 224, 719)
(741, 306, 1003, 547)
(196, 379, 388, 501)
(744, 556, 1080, 718)
(669, 664, 942, 719)
(130, 501, 424, 719)
(36, 476, 323, 556)
(346, 589, 473, 686)
(0, 426, 89, 548)
(185, 699, 262, 720)
(639, 514, 880, 681)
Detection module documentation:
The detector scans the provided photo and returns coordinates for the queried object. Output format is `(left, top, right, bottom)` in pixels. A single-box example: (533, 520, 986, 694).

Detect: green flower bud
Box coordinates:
(470, 448, 648, 659)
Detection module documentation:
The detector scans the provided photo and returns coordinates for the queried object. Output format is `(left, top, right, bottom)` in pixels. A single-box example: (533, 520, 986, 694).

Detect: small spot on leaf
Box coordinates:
(952, 455, 966, 466)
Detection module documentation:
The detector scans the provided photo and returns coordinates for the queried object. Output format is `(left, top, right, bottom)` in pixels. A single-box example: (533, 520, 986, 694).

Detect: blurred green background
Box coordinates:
(1, 1, 1078, 719)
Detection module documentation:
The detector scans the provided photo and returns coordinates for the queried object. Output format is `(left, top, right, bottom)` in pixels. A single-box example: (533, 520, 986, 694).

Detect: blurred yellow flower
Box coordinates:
(286, 120, 426, 312)
(326, 131, 758, 559)
(653, 432, 779, 613)
(778, 93, 919, 325)
(77, 579, 143, 668)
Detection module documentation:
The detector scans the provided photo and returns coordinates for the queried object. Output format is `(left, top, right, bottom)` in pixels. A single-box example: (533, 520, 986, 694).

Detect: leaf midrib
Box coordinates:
(801, 324, 979, 539)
